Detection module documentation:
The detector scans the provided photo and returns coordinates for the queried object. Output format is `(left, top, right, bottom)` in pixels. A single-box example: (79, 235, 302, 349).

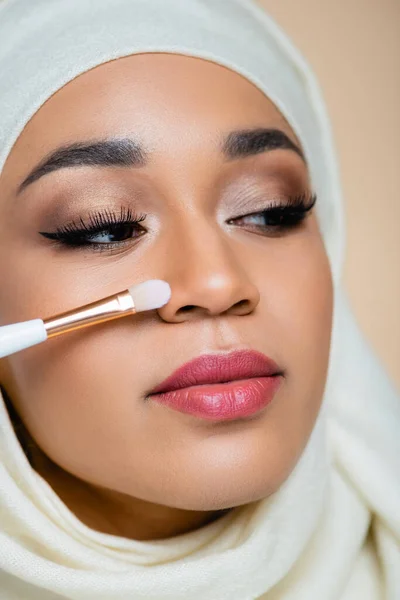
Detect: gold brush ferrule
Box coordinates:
(44, 290, 136, 338)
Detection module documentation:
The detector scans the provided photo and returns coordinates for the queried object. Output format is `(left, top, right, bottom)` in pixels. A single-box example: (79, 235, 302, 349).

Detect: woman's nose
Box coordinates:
(157, 226, 260, 323)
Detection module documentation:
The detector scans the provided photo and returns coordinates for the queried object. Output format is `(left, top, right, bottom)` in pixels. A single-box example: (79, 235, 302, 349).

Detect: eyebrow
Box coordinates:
(222, 128, 304, 161)
(17, 128, 304, 195)
(17, 138, 146, 194)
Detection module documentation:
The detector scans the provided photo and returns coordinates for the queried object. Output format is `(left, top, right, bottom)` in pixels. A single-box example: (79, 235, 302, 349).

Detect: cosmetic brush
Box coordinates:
(0, 279, 171, 359)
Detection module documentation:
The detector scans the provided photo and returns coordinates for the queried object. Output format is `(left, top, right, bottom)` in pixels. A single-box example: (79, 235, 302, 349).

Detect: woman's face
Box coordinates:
(0, 54, 332, 519)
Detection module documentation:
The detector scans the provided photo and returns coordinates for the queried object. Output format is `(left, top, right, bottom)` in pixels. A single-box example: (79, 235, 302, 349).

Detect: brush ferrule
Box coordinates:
(44, 290, 135, 338)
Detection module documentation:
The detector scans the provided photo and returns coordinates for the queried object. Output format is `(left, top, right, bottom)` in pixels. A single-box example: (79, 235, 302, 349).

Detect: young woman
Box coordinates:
(0, 0, 398, 598)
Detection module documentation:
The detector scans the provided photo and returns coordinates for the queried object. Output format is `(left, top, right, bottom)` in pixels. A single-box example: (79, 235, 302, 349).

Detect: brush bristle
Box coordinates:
(129, 280, 171, 312)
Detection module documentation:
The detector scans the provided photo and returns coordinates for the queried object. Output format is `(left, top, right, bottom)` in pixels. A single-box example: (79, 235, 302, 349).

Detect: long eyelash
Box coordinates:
(233, 192, 317, 228)
(264, 192, 316, 214)
(40, 207, 146, 244)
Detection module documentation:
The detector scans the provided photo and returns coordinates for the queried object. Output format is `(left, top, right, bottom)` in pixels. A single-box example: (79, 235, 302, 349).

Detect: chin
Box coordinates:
(162, 473, 284, 512)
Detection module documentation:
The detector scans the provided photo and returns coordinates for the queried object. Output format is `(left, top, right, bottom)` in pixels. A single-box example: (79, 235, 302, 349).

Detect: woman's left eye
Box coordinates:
(228, 194, 317, 234)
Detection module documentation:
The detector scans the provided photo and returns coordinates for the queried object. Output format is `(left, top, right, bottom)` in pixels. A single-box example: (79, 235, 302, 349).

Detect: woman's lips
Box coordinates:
(148, 350, 283, 421)
(149, 377, 281, 421)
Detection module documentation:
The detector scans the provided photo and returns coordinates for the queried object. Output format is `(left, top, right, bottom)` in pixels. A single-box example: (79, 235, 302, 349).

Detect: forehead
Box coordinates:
(2, 53, 300, 184)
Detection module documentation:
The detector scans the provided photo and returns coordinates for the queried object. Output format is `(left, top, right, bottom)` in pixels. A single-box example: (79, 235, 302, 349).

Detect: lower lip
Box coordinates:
(149, 376, 282, 421)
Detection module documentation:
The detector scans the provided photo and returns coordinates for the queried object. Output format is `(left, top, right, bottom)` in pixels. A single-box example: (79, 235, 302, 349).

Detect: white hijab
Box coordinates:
(0, 1, 399, 599)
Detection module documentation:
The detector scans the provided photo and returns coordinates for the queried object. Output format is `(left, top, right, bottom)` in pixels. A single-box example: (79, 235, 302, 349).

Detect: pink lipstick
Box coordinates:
(148, 350, 283, 421)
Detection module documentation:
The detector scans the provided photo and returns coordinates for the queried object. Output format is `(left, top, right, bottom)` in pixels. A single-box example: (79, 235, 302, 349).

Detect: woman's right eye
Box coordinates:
(88, 223, 142, 244)
(39, 208, 147, 250)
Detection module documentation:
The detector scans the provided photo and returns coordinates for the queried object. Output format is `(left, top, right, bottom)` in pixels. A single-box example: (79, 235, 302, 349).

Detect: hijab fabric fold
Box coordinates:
(0, 1, 399, 598)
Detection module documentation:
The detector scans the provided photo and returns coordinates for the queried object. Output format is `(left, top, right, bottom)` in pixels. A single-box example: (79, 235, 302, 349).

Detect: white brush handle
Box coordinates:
(0, 319, 48, 358)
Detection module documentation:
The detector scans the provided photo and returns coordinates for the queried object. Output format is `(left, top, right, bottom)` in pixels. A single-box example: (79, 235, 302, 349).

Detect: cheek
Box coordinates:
(264, 231, 333, 420)
(0, 244, 123, 324)
(3, 320, 149, 466)
(278, 254, 332, 355)
(238, 233, 333, 488)
(0, 243, 137, 463)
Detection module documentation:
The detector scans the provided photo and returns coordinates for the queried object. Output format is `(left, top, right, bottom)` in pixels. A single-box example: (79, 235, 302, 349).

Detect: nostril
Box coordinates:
(179, 305, 197, 313)
(234, 300, 249, 309)
(173, 299, 253, 319)
(230, 299, 253, 315)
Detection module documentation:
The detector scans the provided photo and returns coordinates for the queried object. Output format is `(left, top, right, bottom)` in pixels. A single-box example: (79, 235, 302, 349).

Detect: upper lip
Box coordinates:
(149, 350, 282, 395)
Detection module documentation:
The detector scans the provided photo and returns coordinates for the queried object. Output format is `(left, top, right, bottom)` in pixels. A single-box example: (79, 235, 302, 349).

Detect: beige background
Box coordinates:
(259, 0, 400, 389)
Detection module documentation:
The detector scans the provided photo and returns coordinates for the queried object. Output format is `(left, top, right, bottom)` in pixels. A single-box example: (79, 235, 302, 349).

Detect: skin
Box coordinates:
(0, 54, 333, 541)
